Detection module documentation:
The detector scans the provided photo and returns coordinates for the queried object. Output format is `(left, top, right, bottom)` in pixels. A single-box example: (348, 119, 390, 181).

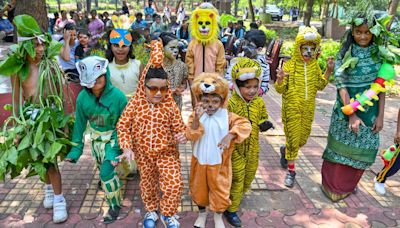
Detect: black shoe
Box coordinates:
(103, 206, 121, 224)
(284, 171, 296, 188)
(98, 180, 102, 191)
(223, 211, 242, 227)
(280, 146, 288, 169)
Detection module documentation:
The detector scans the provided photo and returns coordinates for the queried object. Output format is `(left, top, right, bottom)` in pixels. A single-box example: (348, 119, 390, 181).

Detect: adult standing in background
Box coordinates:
(122, 0, 130, 15)
(88, 9, 104, 46)
(177, 2, 185, 24)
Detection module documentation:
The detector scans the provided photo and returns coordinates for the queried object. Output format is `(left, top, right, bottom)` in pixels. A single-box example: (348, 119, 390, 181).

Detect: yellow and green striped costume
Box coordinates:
(227, 57, 269, 212)
(275, 26, 328, 161)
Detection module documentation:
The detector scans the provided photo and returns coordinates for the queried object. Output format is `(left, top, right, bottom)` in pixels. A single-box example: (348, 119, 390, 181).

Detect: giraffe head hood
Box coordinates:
(190, 2, 220, 45)
(230, 57, 262, 101)
(293, 26, 321, 62)
(191, 73, 229, 108)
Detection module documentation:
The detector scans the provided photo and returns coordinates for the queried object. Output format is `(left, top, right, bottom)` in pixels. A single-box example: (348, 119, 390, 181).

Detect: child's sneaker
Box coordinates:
(280, 146, 288, 168)
(53, 200, 68, 223)
(223, 211, 242, 227)
(43, 188, 54, 209)
(374, 177, 386, 195)
(161, 214, 180, 228)
(214, 212, 225, 228)
(194, 211, 207, 228)
(143, 211, 158, 228)
(284, 171, 296, 188)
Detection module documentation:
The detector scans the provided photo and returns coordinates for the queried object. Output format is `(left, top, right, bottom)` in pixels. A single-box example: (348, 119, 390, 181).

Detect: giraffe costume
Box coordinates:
(186, 73, 251, 214)
(117, 40, 186, 217)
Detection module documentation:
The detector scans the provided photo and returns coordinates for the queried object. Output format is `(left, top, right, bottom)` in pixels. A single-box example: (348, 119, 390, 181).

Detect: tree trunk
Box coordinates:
(320, 0, 330, 19)
(86, 0, 92, 12)
(94, 0, 99, 8)
(234, 0, 239, 16)
(116, 0, 118, 10)
(388, 0, 399, 15)
(176, 0, 182, 14)
(333, 0, 338, 18)
(15, 0, 48, 32)
(77, 0, 83, 12)
(248, 0, 255, 22)
(304, 0, 314, 26)
(57, 0, 61, 12)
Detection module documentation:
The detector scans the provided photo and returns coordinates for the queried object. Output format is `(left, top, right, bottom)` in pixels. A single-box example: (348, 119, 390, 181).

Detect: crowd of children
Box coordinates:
(1, 1, 400, 228)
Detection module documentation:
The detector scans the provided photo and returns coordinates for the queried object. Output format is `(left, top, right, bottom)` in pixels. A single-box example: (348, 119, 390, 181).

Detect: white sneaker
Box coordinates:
(194, 211, 207, 228)
(43, 188, 54, 209)
(53, 200, 68, 223)
(374, 177, 386, 195)
(214, 213, 225, 228)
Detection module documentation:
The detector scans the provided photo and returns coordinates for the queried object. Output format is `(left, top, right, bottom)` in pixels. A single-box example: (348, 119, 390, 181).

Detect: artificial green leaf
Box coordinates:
(46, 40, 62, 59)
(6, 147, 18, 165)
(45, 130, 55, 141)
(16, 150, 31, 169)
(389, 37, 399, 47)
(370, 24, 382, 37)
(29, 148, 39, 160)
(19, 63, 30, 81)
(387, 45, 400, 55)
(43, 141, 63, 163)
(37, 143, 44, 153)
(33, 122, 43, 148)
(338, 57, 359, 73)
(376, 14, 393, 27)
(34, 162, 47, 182)
(354, 18, 364, 26)
(23, 40, 35, 58)
(17, 134, 30, 151)
(379, 45, 396, 62)
(0, 55, 23, 76)
(13, 15, 42, 37)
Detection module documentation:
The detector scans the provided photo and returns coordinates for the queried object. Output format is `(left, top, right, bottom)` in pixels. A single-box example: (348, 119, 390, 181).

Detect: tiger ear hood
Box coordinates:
(191, 73, 229, 108)
(293, 26, 321, 61)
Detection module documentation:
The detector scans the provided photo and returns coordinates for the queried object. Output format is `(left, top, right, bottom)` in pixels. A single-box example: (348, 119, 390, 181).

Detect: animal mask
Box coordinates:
(76, 56, 109, 88)
(293, 26, 321, 61)
(110, 15, 135, 47)
(191, 73, 229, 107)
(164, 39, 179, 60)
(190, 3, 219, 44)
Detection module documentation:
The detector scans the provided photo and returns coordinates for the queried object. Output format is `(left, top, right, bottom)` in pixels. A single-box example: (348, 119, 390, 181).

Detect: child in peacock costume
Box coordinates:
(275, 26, 334, 188)
(225, 57, 271, 227)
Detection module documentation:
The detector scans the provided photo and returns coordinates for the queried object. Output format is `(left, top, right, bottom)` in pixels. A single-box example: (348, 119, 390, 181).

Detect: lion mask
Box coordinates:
(190, 3, 219, 44)
(191, 73, 229, 108)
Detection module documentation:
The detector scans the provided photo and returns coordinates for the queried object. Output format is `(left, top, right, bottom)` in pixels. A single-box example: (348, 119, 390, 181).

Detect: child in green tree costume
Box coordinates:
(0, 15, 74, 223)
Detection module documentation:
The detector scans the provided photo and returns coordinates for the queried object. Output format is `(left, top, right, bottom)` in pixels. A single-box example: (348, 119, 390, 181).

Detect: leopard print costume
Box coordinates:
(117, 39, 186, 217)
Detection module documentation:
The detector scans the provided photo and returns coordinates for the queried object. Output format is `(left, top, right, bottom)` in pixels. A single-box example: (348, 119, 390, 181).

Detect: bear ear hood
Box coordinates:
(191, 73, 230, 108)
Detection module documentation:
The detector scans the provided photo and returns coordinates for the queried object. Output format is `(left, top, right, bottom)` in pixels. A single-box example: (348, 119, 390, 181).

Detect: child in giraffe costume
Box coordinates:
(275, 26, 334, 188)
(117, 39, 187, 228)
(186, 73, 251, 228)
(65, 56, 128, 224)
(225, 57, 271, 227)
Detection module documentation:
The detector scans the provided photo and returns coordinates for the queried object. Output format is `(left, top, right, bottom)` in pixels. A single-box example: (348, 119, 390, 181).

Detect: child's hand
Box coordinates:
(174, 132, 187, 144)
(111, 160, 119, 167)
(63, 30, 71, 43)
(218, 133, 236, 150)
(372, 115, 383, 133)
(117, 148, 135, 164)
(194, 102, 205, 119)
(276, 68, 288, 84)
(326, 57, 335, 73)
(394, 132, 400, 144)
(349, 114, 365, 134)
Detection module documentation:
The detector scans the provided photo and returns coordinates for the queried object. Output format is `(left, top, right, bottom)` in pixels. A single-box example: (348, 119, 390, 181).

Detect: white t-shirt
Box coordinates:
(109, 59, 141, 97)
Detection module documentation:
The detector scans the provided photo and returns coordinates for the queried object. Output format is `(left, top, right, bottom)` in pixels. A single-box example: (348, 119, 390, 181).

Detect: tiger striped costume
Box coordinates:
(227, 57, 269, 212)
(275, 27, 328, 161)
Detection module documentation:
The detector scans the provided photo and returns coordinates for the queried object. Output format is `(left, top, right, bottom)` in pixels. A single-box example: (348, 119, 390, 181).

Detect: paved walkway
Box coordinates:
(0, 84, 400, 227)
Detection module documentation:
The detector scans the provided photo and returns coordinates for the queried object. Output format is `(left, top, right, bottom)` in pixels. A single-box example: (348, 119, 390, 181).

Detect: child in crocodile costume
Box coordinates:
(275, 26, 334, 188)
(65, 56, 128, 224)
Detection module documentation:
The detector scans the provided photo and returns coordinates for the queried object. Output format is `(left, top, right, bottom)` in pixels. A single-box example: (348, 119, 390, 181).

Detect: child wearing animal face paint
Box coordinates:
(275, 26, 334, 188)
(160, 32, 188, 111)
(117, 40, 187, 228)
(186, 73, 251, 228)
(224, 58, 271, 228)
(65, 56, 128, 224)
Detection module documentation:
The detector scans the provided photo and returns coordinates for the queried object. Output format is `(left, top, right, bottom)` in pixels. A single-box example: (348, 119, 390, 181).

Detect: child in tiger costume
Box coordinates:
(275, 26, 334, 188)
(224, 57, 271, 227)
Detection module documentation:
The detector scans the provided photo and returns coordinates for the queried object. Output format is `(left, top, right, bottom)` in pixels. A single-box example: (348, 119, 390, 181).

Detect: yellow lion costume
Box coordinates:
(186, 73, 251, 226)
(275, 26, 328, 163)
(185, 3, 226, 89)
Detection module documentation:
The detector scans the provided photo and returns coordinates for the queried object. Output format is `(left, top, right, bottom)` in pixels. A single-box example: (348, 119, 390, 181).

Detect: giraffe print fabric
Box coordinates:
(117, 39, 186, 217)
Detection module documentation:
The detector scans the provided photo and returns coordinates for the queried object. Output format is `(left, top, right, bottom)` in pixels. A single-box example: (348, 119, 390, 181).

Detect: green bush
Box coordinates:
(277, 27, 297, 40)
(259, 25, 277, 42)
(220, 14, 237, 28)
